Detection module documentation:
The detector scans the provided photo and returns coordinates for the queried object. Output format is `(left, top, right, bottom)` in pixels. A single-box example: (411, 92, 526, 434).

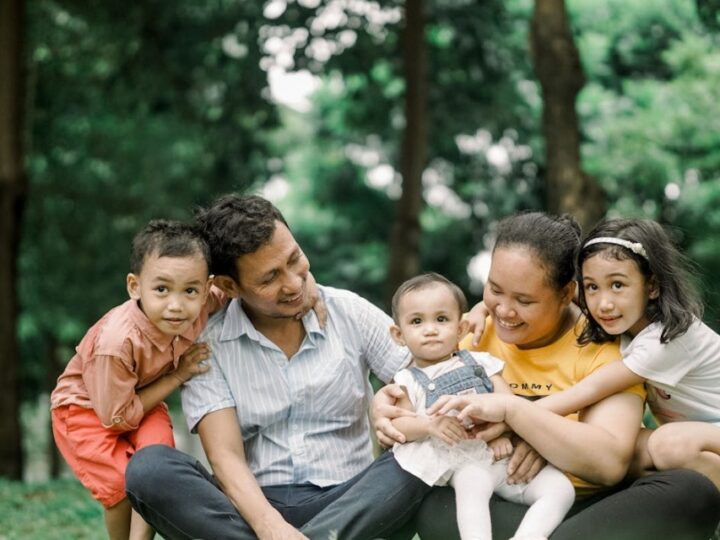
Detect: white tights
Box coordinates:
(449, 461, 575, 540)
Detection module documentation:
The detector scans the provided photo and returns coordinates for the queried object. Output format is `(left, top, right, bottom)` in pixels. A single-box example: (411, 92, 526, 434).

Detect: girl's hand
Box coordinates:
(488, 435, 514, 461)
(299, 272, 327, 327)
(371, 385, 416, 447)
(506, 438, 546, 484)
(173, 342, 211, 384)
(428, 416, 468, 445)
(428, 393, 513, 425)
(465, 301, 490, 347)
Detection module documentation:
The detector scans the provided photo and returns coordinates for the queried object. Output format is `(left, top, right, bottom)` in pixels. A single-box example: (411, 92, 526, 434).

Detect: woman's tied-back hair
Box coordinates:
(194, 194, 288, 281)
(493, 212, 582, 291)
(577, 218, 703, 345)
(130, 219, 211, 275)
(391, 272, 468, 323)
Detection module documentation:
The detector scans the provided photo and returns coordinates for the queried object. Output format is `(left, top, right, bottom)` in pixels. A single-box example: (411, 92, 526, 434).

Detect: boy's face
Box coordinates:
(126, 251, 211, 337)
(390, 283, 468, 368)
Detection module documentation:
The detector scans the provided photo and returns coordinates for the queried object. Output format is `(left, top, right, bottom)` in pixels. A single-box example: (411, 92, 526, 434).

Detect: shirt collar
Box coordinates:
(128, 299, 195, 352)
(220, 298, 326, 343)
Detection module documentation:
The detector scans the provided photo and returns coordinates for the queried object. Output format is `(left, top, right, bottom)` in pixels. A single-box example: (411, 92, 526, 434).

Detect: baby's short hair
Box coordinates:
(391, 272, 468, 322)
(130, 219, 211, 275)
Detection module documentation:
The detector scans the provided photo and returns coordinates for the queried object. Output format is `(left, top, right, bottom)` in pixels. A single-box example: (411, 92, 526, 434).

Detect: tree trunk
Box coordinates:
(530, 0, 604, 232)
(387, 0, 428, 304)
(0, 0, 26, 480)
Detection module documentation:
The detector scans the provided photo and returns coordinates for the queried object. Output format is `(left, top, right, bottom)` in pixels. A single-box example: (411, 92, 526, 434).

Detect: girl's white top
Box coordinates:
(621, 319, 720, 425)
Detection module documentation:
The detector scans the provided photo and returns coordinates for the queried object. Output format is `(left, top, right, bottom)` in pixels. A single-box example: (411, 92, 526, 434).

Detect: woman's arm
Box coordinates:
(433, 390, 644, 486)
(197, 408, 307, 540)
(537, 360, 646, 417)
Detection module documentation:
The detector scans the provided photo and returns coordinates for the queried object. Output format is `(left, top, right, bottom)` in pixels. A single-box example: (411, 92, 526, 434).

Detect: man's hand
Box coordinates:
(427, 415, 468, 445)
(506, 438, 546, 484)
(257, 520, 308, 540)
(371, 384, 416, 447)
(172, 342, 211, 384)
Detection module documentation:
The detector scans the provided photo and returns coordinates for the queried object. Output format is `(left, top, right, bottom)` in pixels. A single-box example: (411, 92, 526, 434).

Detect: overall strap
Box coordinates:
(408, 366, 433, 390)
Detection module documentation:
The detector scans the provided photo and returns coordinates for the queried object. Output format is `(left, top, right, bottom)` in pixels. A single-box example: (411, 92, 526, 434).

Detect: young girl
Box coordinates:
(540, 218, 720, 488)
(389, 273, 575, 540)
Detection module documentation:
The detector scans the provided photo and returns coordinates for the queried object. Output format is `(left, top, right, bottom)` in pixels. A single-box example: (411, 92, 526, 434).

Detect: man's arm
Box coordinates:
(197, 408, 307, 540)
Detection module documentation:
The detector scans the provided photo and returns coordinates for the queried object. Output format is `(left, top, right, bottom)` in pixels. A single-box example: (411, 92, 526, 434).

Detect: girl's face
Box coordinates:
(483, 246, 574, 349)
(390, 283, 468, 368)
(581, 253, 657, 338)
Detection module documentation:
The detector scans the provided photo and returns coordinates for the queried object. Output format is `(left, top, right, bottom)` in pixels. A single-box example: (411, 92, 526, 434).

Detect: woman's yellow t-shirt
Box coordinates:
(460, 315, 645, 495)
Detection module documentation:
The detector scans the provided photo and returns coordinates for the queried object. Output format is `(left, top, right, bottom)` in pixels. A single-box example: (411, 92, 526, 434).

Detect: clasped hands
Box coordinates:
(372, 386, 546, 484)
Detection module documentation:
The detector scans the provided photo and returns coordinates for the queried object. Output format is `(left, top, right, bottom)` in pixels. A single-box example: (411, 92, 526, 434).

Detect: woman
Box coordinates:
(374, 212, 720, 540)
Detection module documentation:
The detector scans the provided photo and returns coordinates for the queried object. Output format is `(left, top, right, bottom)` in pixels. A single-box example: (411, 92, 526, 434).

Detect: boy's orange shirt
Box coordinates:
(51, 287, 226, 431)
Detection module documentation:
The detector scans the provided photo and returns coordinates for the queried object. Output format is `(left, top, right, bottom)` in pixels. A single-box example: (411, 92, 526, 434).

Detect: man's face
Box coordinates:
(233, 222, 312, 321)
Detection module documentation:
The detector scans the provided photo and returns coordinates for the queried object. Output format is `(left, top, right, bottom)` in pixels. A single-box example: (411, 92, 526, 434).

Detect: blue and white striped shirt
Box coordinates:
(181, 285, 410, 487)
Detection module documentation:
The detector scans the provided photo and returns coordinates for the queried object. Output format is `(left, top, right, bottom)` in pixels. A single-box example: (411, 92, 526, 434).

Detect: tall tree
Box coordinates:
(387, 0, 428, 300)
(0, 0, 26, 479)
(530, 0, 604, 230)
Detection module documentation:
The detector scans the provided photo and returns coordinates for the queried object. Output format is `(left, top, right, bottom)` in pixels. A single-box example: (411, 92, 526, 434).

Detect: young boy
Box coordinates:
(51, 219, 223, 540)
(389, 273, 575, 540)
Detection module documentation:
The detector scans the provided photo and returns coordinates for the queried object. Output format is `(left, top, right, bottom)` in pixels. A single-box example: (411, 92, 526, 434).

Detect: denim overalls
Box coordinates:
(409, 349, 494, 408)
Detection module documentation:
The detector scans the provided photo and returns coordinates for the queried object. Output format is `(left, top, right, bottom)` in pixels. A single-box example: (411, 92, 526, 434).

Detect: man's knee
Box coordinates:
(126, 444, 178, 495)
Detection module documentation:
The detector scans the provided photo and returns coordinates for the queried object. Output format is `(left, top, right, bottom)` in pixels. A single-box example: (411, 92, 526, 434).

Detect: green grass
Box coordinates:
(0, 478, 105, 540)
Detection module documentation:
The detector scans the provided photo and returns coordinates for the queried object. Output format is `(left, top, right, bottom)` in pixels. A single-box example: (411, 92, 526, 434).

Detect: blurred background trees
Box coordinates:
(2, 0, 719, 479)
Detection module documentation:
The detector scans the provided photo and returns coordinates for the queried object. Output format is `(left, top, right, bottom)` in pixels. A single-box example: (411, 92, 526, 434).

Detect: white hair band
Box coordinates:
(583, 237, 648, 259)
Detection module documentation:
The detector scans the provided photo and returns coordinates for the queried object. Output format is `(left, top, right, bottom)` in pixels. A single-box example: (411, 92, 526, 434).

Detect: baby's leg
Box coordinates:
(647, 422, 720, 490)
(450, 463, 503, 540)
(511, 465, 575, 540)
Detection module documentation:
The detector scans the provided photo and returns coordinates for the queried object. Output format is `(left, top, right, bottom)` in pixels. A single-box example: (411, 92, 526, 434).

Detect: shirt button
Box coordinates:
(112, 417, 123, 424)
(428, 383, 436, 391)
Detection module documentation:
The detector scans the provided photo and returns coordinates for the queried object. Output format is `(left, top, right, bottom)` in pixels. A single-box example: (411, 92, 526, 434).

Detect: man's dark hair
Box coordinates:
(130, 219, 211, 274)
(194, 194, 288, 280)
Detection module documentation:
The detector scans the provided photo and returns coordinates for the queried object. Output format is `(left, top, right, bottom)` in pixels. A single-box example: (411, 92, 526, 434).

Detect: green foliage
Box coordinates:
(0, 479, 104, 540)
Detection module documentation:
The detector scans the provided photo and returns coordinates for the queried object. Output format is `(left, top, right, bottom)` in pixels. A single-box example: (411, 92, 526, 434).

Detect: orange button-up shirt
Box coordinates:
(51, 287, 225, 432)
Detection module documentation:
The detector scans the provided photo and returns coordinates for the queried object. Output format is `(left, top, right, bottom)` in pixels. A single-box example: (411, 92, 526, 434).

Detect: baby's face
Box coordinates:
(127, 252, 210, 337)
(394, 283, 464, 367)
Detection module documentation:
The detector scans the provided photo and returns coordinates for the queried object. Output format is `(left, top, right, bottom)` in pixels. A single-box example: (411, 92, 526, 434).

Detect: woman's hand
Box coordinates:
(465, 300, 490, 347)
(371, 384, 416, 447)
(506, 438, 547, 484)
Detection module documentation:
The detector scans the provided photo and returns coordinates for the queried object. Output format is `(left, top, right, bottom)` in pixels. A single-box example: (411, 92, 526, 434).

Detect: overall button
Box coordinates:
(427, 383, 436, 391)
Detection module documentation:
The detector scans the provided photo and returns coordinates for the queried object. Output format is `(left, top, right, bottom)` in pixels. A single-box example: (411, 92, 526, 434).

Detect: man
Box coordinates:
(125, 194, 429, 539)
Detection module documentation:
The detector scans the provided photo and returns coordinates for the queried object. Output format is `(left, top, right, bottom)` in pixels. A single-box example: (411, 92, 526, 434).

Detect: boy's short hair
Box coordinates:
(391, 273, 468, 323)
(130, 219, 211, 275)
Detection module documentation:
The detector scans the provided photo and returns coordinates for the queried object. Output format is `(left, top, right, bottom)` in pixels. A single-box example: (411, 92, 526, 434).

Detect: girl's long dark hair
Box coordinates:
(577, 218, 703, 344)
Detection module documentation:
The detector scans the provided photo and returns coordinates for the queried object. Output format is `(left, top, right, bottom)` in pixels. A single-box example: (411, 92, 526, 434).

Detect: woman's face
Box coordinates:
(483, 246, 574, 349)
